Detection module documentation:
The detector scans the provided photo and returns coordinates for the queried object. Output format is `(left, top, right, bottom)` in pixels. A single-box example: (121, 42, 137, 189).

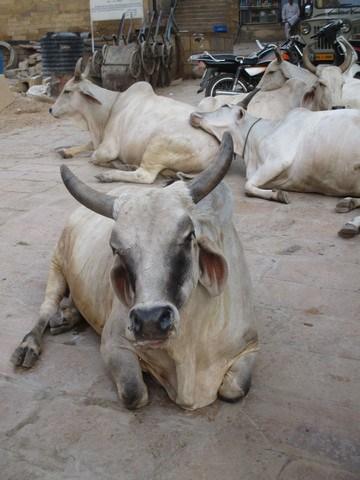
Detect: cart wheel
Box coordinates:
(129, 47, 142, 79)
(141, 41, 156, 76)
(160, 43, 173, 68)
(0, 41, 18, 69)
(91, 49, 103, 78)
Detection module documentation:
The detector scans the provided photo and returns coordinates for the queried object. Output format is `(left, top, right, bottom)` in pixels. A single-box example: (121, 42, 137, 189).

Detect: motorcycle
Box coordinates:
(189, 36, 305, 97)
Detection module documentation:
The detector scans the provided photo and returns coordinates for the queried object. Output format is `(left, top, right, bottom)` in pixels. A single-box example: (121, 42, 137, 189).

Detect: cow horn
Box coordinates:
(82, 58, 91, 78)
(74, 57, 83, 81)
(237, 88, 260, 109)
(338, 40, 354, 73)
(60, 165, 116, 219)
(187, 131, 234, 204)
(275, 47, 282, 63)
(302, 45, 317, 74)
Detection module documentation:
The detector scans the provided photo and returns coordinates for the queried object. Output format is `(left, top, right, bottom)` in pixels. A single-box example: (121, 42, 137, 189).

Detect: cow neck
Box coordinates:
(87, 89, 120, 145)
(241, 118, 262, 159)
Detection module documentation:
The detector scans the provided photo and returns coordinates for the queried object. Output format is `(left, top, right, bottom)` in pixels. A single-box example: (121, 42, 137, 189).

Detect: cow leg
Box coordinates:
(338, 216, 360, 238)
(218, 351, 257, 402)
(95, 166, 161, 184)
(101, 318, 148, 409)
(101, 343, 149, 410)
(245, 162, 290, 203)
(90, 142, 120, 167)
(56, 142, 93, 159)
(335, 197, 360, 213)
(11, 264, 68, 368)
(49, 296, 83, 335)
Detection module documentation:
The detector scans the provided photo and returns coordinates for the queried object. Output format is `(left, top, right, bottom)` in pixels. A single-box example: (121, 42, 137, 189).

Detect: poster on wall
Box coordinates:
(90, 0, 144, 21)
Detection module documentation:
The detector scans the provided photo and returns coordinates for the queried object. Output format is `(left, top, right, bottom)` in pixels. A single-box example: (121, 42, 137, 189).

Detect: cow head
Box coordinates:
(301, 66, 345, 110)
(60, 133, 233, 346)
(49, 58, 104, 121)
(258, 56, 315, 91)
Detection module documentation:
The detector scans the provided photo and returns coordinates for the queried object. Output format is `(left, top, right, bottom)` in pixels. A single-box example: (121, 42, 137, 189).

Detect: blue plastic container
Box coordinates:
(213, 24, 228, 33)
(0, 50, 4, 74)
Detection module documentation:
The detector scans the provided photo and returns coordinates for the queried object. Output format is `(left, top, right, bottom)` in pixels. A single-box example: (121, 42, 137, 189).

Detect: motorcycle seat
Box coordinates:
(237, 54, 259, 65)
(211, 53, 238, 62)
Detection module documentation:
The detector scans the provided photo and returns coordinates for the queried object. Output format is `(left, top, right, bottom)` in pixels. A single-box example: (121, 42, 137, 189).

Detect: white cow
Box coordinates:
(11, 134, 259, 411)
(198, 45, 355, 119)
(50, 60, 219, 184)
(198, 78, 321, 120)
(190, 105, 360, 204)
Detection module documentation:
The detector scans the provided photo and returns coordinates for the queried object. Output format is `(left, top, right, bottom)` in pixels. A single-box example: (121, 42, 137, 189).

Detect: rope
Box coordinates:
(241, 118, 262, 159)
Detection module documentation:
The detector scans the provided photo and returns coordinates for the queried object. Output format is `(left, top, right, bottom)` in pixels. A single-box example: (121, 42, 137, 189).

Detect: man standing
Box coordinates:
(282, 0, 300, 39)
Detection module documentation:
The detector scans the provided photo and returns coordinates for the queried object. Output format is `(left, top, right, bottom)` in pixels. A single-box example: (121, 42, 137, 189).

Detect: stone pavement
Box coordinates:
(0, 81, 359, 480)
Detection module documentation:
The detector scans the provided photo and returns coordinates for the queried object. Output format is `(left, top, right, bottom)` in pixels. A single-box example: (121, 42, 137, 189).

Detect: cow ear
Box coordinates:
(302, 84, 316, 107)
(79, 84, 102, 104)
(198, 236, 228, 297)
(111, 256, 135, 307)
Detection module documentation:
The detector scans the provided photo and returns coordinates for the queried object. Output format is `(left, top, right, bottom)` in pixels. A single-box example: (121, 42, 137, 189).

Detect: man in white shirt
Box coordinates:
(282, 0, 300, 39)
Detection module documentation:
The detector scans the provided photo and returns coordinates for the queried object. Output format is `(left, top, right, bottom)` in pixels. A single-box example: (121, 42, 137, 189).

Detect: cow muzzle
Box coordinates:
(129, 304, 177, 345)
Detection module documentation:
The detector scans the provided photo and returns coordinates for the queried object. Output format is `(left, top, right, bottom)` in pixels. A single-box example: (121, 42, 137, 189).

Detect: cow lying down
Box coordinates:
(11, 134, 258, 410)
(191, 103, 360, 205)
(50, 59, 219, 185)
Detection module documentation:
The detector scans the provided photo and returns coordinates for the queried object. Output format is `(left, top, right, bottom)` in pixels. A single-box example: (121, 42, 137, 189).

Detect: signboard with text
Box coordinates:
(90, 0, 144, 21)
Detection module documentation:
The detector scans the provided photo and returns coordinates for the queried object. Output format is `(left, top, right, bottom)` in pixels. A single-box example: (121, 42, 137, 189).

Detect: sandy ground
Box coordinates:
(0, 81, 359, 480)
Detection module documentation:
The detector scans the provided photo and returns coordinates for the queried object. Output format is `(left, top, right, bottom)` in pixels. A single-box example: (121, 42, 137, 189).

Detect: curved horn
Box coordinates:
(237, 88, 260, 109)
(74, 57, 83, 81)
(60, 165, 116, 219)
(187, 131, 234, 204)
(302, 45, 317, 74)
(82, 58, 92, 78)
(338, 39, 354, 73)
(275, 47, 282, 63)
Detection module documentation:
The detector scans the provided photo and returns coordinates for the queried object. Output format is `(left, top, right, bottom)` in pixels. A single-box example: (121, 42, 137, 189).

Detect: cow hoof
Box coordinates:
(336, 197, 355, 213)
(95, 173, 113, 183)
(49, 305, 82, 335)
(218, 374, 251, 403)
(11, 333, 41, 368)
(338, 222, 360, 238)
(56, 148, 73, 159)
(275, 190, 290, 204)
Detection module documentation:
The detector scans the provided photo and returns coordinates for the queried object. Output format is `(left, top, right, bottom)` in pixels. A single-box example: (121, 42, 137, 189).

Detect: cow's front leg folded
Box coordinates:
(245, 161, 290, 204)
(95, 166, 161, 184)
(218, 349, 258, 403)
(56, 142, 93, 159)
(101, 339, 148, 410)
(49, 296, 83, 335)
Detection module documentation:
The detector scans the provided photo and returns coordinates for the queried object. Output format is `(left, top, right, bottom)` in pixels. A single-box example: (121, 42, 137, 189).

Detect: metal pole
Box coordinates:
(90, 0, 95, 53)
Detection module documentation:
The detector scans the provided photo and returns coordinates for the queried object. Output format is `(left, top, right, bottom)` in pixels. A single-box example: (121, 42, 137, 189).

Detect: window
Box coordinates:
(240, 0, 280, 24)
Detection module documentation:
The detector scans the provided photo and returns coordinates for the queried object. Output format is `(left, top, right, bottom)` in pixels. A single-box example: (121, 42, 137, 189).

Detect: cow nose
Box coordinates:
(129, 305, 174, 339)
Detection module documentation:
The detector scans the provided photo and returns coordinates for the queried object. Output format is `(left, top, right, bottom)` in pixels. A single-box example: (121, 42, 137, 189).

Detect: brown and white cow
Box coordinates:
(11, 134, 258, 410)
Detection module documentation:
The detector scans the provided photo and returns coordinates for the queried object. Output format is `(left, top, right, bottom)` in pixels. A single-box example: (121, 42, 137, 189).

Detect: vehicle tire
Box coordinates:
(205, 73, 248, 97)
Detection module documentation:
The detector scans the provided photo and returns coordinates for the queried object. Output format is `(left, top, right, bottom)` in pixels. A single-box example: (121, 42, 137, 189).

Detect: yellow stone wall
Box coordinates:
(0, 0, 154, 41)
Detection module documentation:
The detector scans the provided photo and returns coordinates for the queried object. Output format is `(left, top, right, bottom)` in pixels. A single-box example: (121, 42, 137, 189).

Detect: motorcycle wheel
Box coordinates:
(205, 73, 248, 97)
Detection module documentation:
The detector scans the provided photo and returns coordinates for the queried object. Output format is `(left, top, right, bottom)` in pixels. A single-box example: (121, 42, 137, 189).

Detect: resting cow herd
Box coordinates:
(11, 44, 360, 410)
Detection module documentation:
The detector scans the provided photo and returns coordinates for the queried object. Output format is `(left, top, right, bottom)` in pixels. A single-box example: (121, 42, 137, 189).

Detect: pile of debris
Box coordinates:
(5, 48, 49, 95)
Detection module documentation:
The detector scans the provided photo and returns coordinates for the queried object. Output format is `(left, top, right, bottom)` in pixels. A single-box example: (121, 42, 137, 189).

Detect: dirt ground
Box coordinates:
(0, 81, 359, 480)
